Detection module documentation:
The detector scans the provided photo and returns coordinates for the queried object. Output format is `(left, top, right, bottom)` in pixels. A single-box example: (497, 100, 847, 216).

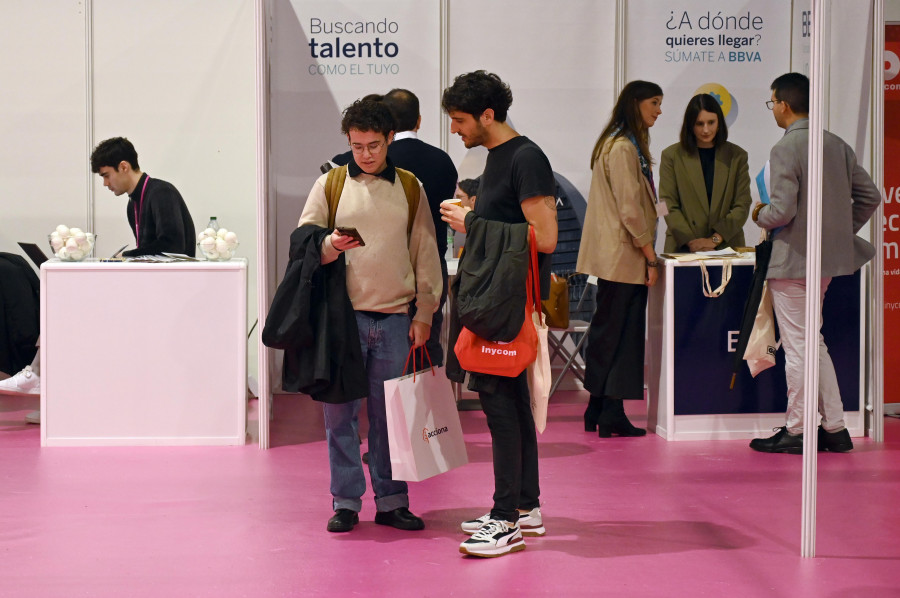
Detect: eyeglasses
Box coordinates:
(765, 99, 782, 110)
(349, 140, 386, 155)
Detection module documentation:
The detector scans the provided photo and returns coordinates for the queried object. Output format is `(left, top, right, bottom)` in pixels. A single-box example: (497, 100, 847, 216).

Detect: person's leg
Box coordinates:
(323, 317, 371, 518)
(363, 313, 412, 513)
(0, 338, 41, 398)
(478, 377, 523, 524)
(814, 278, 846, 431)
(582, 279, 631, 398)
(768, 278, 807, 435)
(324, 398, 366, 513)
(512, 374, 540, 512)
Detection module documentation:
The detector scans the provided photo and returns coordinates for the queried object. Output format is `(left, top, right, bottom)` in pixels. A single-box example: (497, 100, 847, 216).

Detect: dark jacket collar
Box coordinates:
(347, 157, 396, 183)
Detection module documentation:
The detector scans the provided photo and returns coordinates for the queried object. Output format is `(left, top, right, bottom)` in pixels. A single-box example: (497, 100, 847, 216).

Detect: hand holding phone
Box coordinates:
(335, 226, 365, 247)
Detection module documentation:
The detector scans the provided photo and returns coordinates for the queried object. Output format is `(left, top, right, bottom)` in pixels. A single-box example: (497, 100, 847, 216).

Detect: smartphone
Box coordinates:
(336, 226, 365, 246)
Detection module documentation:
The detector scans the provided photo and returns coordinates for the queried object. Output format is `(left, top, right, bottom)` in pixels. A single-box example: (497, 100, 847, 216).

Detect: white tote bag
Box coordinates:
(527, 308, 551, 434)
(384, 351, 468, 482)
(744, 281, 780, 377)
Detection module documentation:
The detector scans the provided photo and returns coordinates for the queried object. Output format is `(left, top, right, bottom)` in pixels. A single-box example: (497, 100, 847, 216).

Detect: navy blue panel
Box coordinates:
(671, 266, 860, 415)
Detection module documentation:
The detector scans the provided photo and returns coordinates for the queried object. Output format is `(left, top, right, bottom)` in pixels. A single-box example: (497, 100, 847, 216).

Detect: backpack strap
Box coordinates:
(324, 165, 348, 230)
(325, 164, 419, 239)
(395, 167, 420, 239)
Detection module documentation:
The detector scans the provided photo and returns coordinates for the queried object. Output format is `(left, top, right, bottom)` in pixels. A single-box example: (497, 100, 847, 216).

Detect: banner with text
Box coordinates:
(625, 1, 792, 251)
(270, 0, 440, 277)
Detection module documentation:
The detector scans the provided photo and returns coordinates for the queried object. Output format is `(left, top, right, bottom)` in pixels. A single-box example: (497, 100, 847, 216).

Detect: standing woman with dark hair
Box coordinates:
(659, 94, 751, 253)
(576, 80, 663, 437)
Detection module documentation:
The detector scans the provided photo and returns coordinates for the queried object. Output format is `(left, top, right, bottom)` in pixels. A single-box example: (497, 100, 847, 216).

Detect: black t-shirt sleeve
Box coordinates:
(512, 145, 556, 203)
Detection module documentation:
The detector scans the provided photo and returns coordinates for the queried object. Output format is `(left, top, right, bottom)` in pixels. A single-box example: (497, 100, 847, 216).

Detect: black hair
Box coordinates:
(457, 178, 479, 198)
(441, 70, 513, 122)
(90, 137, 139, 173)
(679, 93, 728, 153)
(771, 72, 810, 115)
(383, 89, 419, 132)
(340, 99, 395, 137)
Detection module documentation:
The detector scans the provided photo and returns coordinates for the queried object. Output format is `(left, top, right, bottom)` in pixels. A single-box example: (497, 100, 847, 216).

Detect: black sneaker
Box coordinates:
(327, 509, 359, 533)
(818, 426, 854, 452)
(749, 426, 803, 454)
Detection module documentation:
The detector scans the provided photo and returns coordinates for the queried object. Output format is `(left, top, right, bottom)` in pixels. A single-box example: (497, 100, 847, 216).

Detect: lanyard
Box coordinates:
(133, 176, 150, 247)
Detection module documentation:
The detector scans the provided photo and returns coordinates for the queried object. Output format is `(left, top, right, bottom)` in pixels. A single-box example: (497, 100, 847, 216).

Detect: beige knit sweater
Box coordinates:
(298, 170, 442, 326)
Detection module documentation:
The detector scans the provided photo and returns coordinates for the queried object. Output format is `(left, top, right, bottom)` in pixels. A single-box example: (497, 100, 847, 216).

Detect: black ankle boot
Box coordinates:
(597, 398, 646, 438)
(584, 396, 604, 432)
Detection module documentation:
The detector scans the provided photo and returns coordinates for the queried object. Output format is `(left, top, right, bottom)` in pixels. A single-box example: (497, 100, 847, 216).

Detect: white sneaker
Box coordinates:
(25, 410, 40, 424)
(459, 519, 525, 557)
(461, 507, 545, 537)
(0, 366, 40, 396)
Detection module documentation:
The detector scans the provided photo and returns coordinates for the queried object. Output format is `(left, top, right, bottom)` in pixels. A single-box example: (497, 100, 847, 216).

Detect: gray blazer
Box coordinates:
(756, 119, 881, 280)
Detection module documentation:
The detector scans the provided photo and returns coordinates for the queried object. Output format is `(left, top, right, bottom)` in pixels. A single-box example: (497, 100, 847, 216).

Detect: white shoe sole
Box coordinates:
(459, 537, 526, 557)
(520, 524, 545, 537)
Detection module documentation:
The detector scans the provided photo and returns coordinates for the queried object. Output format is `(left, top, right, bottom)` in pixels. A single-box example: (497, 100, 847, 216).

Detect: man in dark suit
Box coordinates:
(749, 73, 881, 454)
(381, 89, 458, 364)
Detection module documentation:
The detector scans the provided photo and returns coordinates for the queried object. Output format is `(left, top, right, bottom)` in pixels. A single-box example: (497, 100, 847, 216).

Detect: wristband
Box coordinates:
(752, 203, 765, 222)
(646, 260, 660, 268)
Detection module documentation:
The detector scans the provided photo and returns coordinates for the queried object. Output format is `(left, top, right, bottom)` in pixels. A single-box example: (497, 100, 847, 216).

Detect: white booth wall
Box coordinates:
(0, 1, 260, 380)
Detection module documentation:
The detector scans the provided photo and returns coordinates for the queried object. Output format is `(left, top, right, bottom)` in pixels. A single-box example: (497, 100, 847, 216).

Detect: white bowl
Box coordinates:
(49, 233, 96, 262)
(198, 240, 239, 262)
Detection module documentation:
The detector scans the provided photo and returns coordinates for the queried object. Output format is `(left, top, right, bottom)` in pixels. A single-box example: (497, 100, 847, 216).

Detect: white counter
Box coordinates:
(646, 256, 864, 441)
(40, 259, 248, 446)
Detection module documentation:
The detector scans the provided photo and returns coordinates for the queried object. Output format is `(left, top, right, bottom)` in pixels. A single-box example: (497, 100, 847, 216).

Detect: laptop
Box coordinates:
(18, 242, 50, 268)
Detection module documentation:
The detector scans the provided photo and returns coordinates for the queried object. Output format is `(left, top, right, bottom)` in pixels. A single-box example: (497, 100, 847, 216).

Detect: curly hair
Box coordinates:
(441, 70, 513, 122)
(340, 98, 395, 136)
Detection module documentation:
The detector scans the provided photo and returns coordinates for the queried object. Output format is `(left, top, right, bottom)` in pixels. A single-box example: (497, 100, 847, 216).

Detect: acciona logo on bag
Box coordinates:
(481, 343, 517, 356)
(422, 426, 449, 443)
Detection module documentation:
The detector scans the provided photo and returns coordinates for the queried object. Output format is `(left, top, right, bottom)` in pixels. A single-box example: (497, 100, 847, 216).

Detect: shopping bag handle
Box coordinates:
(402, 345, 435, 381)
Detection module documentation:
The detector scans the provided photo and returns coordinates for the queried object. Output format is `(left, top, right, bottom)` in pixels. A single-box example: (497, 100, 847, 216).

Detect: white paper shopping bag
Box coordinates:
(384, 362, 468, 482)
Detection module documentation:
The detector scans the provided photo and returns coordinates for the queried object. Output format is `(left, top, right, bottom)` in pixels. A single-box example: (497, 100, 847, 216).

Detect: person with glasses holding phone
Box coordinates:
(297, 98, 442, 533)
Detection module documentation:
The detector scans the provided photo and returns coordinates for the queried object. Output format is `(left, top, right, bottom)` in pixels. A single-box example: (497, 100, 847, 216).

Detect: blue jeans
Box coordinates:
(324, 312, 411, 513)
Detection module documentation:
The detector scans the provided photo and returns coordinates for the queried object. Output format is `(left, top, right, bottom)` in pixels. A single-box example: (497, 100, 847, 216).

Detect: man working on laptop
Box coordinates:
(1, 138, 198, 422)
(91, 137, 196, 257)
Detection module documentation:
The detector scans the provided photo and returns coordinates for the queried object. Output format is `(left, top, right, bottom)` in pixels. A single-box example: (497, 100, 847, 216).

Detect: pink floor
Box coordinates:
(1, 390, 898, 598)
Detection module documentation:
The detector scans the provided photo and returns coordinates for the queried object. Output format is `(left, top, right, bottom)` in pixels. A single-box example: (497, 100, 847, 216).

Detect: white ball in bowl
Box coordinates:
(56, 224, 70, 237)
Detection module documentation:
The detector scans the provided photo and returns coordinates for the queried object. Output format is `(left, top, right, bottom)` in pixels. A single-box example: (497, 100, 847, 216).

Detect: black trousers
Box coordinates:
(476, 372, 540, 523)
(583, 278, 648, 401)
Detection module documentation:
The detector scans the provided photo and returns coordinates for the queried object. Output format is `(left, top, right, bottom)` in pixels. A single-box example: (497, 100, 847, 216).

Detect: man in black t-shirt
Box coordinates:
(440, 71, 558, 558)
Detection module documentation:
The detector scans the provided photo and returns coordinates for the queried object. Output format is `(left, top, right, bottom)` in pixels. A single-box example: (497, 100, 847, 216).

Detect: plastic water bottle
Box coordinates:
(445, 225, 455, 260)
(207, 217, 219, 232)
